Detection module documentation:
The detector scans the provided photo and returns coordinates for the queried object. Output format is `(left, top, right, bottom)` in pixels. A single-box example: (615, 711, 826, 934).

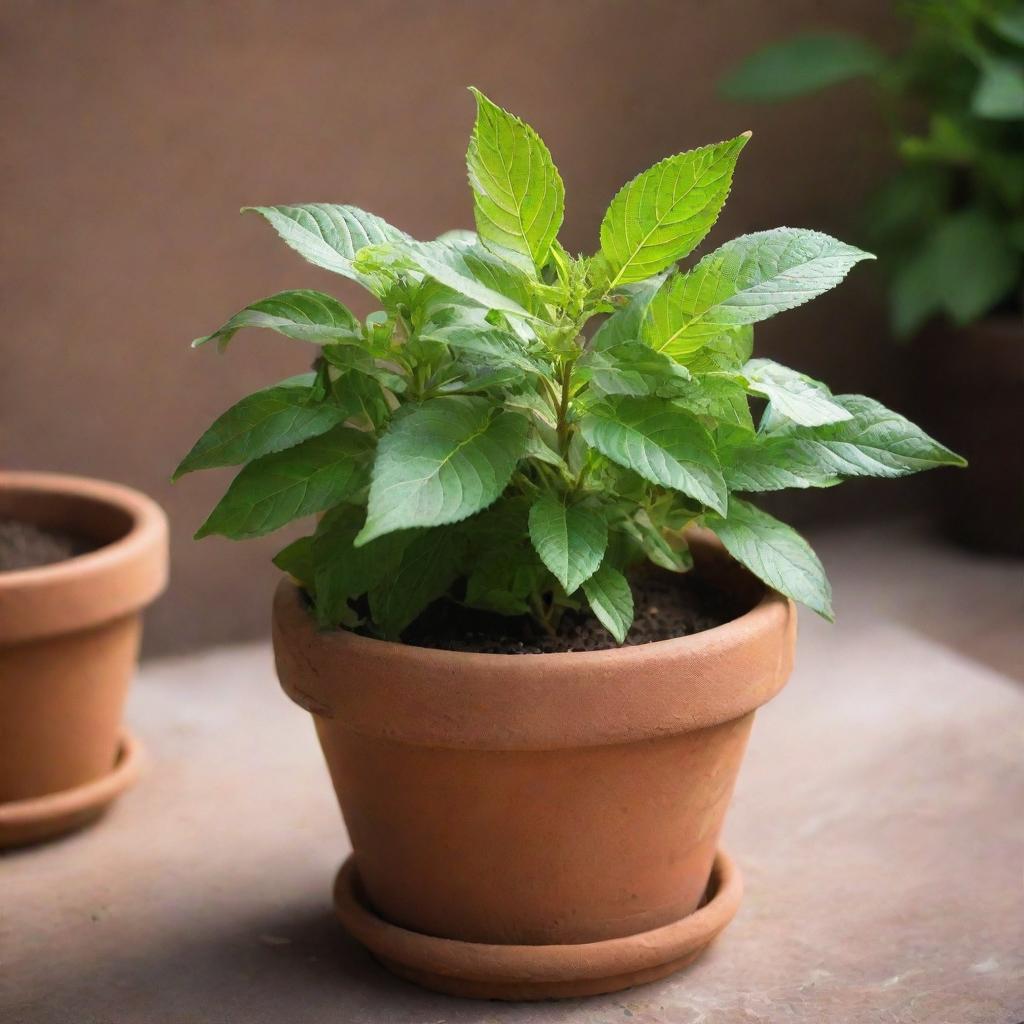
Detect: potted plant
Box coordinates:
(0, 471, 168, 847)
(721, 2, 1024, 552)
(178, 89, 963, 999)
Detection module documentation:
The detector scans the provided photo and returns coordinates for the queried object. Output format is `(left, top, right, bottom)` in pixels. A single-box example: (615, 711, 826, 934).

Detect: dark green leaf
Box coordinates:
(581, 562, 634, 643)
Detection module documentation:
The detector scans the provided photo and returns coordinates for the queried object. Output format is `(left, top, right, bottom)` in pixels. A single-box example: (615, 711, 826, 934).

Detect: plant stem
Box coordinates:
(555, 358, 574, 458)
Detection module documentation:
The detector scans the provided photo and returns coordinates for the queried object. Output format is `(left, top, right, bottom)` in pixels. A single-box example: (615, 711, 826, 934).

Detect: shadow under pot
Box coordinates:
(0, 471, 168, 848)
(273, 537, 796, 1000)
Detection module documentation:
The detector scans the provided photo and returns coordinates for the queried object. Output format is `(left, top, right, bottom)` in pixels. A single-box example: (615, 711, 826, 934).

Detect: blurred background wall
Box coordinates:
(2, 0, 906, 655)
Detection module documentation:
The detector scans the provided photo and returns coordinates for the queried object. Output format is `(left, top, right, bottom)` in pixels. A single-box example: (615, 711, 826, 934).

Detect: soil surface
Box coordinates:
(0, 518, 96, 573)
(401, 573, 738, 654)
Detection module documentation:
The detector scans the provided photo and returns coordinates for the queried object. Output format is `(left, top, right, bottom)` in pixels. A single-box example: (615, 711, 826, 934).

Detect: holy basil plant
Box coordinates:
(176, 88, 964, 642)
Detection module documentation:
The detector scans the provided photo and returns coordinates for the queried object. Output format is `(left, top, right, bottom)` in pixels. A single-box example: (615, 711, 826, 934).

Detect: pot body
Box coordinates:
(0, 472, 167, 833)
(274, 539, 795, 946)
(916, 316, 1024, 555)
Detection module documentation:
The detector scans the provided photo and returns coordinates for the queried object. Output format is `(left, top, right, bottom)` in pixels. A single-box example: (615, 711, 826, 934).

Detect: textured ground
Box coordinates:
(3, 522, 1022, 1024)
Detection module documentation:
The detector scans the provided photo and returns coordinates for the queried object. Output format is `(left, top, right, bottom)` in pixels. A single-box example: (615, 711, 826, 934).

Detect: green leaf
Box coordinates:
(420, 323, 549, 376)
(174, 375, 348, 479)
(991, 7, 1024, 46)
(312, 505, 411, 628)
(743, 359, 852, 427)
(577, 342, 691, 398)
(244, 205, 409, 291)
(717, 426, 839, 492)
(672, 373, 754, 432)
(368, 528, 467, 638)
(192, 290, 361, 351)
(600, 134, 749, 287)
(765, 394, 966, 477)
(355, 396, 528, 545)
(720, 33, 886, 101)
(467, 88, 565, 273)
(644, 230, 873, 354)
(195, 425, 373, 539)
(705, 498, 833, 620)
(623, 511, 693, 572)
(591, 275, 665, 350)
(580, 397, 727, 514)
(528, 495, 608, 594)
(581, 562, 634, 643)
(972, 57, 1024, 120)
(890, 210, 1021, 336)
(272, 535, 315, 590)
(465, 544, 546, 616)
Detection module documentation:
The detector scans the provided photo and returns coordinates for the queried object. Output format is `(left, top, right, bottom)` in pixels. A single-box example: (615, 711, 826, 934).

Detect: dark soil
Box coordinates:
(0, 519, 96, 573)
(401, 573, 739, 654)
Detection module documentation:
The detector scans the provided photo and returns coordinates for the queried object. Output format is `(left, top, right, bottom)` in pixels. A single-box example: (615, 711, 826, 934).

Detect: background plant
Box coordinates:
(721, 0, 1024, 337)
(176, 88, 964, 642)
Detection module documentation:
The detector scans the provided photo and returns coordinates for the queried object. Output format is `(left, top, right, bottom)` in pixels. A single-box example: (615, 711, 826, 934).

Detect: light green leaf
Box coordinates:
(672, 373, 755, 432)
(972, 57, 1024, 120)
(591, 275, 665, 350)
(244, 205, 409, 290)
(720, 33, 886, 101)
(420, 323, 549, 375)
(467, 88, 565, 273)
(368, 528, 467, 638)
(600, 135, 749, 287)
(174, 374, 349, 479)
(355, 396, 528, 545)
(744, 359, 852, 427)
(577, 342, 691, 398)
(195, 425, 373, 539)
(717, 426, 839, 491)
(580, 397, 727, 514)
(581, 562, 634, 643)
(192, 290, 361, 351)
(528, 495, 608, 594)
(991, 7, 1024, 46)
(705, 498, 833, 619)
(644, 230, 873, 355)
(624, 511, 694, 572)
(765, 394, 966, 477)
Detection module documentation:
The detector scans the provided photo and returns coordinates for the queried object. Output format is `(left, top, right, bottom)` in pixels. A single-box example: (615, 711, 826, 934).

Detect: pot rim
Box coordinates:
(0, 471, 168, 643)
(273, 541, 797, 749)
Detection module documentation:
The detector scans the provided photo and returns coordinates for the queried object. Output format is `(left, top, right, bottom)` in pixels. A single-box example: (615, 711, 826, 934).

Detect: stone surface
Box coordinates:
(2, 524, 1022, 1023)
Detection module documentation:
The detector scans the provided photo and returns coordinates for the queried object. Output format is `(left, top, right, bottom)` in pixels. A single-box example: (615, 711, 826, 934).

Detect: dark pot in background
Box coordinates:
(915, 316, 1024, 556)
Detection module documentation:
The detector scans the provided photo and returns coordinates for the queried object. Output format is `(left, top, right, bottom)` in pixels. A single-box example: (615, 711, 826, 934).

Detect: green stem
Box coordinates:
(555, 359, 575, 458)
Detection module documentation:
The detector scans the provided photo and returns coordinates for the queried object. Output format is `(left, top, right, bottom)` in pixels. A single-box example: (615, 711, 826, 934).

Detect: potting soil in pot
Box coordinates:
(0, 519, 96, 573)
(398, 573, 736, 654)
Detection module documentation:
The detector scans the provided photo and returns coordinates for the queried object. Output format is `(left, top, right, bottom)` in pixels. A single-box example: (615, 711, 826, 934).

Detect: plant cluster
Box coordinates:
(721, 0, 1024, 336)
(177, 88, 963, 642)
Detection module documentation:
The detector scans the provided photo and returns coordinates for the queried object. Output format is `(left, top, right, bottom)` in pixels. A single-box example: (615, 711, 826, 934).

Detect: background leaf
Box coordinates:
(528, 495, 608, 593)
(705, 497, 833, 619)
(174, 375, 348, 478)
(195, 425, 373, 539)
(599, 135, 749, 287)
(580, 398, 727, 513)
(720, 32, 886, 101)
(356, 396, 528, 544)
(467, 88, 565, 272)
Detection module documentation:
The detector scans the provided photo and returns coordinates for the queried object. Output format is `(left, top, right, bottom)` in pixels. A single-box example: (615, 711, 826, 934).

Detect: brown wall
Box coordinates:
(2, 1, 903, 654)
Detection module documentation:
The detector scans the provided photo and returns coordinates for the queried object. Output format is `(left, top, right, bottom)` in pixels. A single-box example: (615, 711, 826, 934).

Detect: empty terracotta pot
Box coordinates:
(273, 538, 796, 999)
(0, 471, 168, 847)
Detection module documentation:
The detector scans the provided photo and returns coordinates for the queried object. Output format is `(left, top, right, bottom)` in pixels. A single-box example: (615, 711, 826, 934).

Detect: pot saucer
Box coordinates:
(333, 848, 742, 1000)
(0, 732, 142, 849)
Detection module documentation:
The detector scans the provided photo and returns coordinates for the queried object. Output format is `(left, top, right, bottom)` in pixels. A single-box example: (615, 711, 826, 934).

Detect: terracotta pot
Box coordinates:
(915, 315, 1024, 556)
(273, 537, 795, 999)
(0, 471, 168, 847)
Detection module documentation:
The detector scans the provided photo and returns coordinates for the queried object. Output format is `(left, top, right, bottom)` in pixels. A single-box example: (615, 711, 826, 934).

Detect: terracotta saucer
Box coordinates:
(333, 848, 742, 1000)
(0, 732, 142, 849)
